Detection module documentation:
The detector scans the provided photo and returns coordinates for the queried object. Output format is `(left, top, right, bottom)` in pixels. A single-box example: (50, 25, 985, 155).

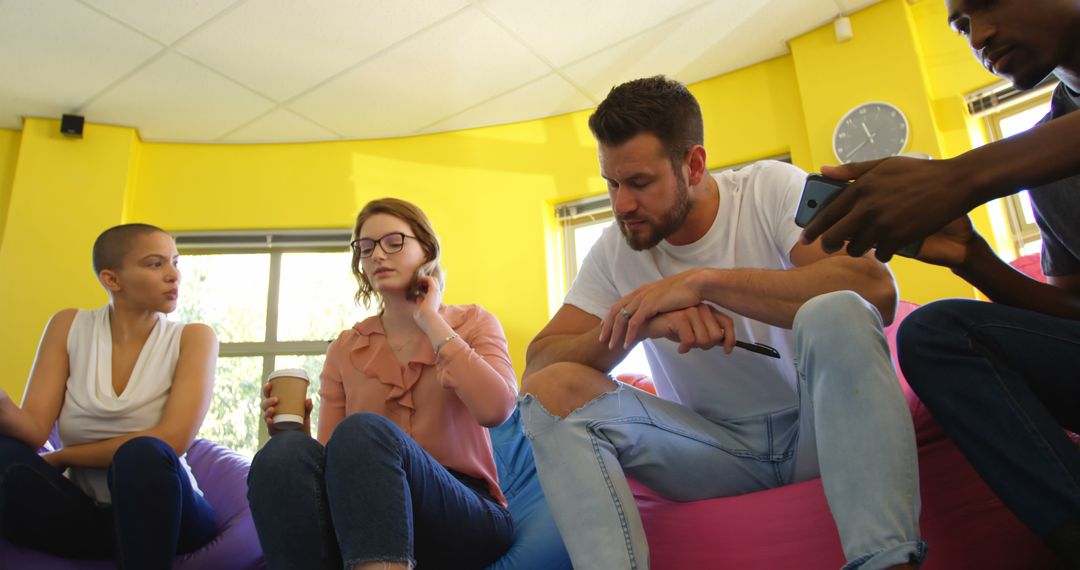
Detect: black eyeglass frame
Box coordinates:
(350, 232, 419, 258)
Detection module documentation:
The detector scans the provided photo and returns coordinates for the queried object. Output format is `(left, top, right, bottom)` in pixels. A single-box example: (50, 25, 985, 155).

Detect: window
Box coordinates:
(970, 80, 1058, 257)
(557, 203, 651, 377)
(172, 230, 372, 456)
(554, 155, 792, 379)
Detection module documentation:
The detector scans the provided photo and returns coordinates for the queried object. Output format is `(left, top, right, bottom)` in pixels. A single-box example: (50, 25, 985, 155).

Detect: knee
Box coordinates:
(0, 437, 41, 482)
(326, 412, 403, 456)
(896, 300, 976, 390)
(896, 300, 970, 352)
(0, 435, 37, 464)
(252, 430, 322, 472)
(520, 361, 616, 416)
(113, 436, 177, 470)
(793, 292, 883, 361)
(794, 290, 877, 336)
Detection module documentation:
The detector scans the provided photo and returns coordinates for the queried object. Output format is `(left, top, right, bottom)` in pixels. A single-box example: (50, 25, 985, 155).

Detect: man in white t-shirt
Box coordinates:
(520, 76, 923, 570)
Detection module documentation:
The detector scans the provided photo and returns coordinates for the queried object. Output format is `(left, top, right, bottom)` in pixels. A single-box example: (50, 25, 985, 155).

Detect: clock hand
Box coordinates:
(845, 138, 869, 160)
(861, 121, 875, 144)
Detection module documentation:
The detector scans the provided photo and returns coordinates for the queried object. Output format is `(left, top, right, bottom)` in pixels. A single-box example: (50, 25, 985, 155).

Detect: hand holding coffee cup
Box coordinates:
(262, 369, 312, 436)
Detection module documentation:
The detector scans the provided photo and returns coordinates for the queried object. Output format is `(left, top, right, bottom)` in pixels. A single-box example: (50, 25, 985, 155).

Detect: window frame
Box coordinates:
(174, 229, 356, 389)
(971, 80, 1058, 256)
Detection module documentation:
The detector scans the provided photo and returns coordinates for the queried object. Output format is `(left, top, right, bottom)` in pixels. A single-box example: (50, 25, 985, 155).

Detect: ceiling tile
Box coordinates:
(176, 0, 470, 102)
(81, 52, 275, 141)
(220, 108, 340, 143)
(290, 7, 550, 139)
(418, 74, 593, 134)
(676, 0, 837, 83)
(79, 0, 240, 45)
(0, 0, 162, 121)
(481, 0, 708, 67)
(562, 0, 838, 99)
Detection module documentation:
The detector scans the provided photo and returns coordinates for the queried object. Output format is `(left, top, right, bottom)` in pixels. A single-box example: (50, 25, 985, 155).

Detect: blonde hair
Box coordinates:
(351, 198, 444, 311)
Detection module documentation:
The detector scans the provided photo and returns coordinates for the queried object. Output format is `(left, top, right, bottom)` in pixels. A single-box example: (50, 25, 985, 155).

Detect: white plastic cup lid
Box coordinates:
(267, 368, 310, 383)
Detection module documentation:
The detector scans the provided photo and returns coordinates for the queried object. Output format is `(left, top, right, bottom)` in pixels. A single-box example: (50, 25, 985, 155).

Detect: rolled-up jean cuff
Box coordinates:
(842, 540, 928, 570)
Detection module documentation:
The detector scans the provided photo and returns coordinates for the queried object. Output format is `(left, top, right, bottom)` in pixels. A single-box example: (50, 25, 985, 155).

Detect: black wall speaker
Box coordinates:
(60, 114, 84, 137)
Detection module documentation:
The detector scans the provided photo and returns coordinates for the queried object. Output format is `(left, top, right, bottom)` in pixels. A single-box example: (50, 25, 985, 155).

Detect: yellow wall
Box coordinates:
(0, 127, 21, 253)
(787, 0, 977, 304)
(693, 55, 813, 170)
(0, 119, 138, 399)
(0, 0, 1012, 399)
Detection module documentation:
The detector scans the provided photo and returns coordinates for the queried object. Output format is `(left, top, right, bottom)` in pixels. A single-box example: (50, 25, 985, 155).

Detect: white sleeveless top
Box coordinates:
(57, 306, 201, 504)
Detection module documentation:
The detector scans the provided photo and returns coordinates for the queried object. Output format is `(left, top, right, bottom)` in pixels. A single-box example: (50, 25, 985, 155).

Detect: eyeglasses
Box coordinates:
(351, 232, 418, 258)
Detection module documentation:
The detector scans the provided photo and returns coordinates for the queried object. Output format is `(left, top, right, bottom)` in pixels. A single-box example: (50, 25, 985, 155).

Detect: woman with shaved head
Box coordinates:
(0, 223, 219, 569)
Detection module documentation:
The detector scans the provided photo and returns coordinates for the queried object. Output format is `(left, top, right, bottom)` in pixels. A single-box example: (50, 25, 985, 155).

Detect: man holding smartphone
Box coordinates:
(520, 76, 923, 570)
(801, 1, 1080, 566)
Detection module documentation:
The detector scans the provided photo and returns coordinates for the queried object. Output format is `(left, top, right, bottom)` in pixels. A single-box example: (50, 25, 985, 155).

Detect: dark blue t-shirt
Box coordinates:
(1029, 82, 1080, 277)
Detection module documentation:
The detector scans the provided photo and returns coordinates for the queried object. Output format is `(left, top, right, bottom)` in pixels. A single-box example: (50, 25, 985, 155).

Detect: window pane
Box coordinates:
(1018, 190, 1037, 225)
(274, 354, 326, 430)
(278, 252, 371, 342)
(574, 220, 612, 271)
(199, 356, 263, 457)
(570, 217, 652, 377)
(175, 254, 270, 343)
(998, 103, 1051, 138)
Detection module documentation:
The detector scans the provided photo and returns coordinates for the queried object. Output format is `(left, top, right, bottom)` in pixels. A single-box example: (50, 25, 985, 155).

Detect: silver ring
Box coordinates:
(620, 307, 632, 319)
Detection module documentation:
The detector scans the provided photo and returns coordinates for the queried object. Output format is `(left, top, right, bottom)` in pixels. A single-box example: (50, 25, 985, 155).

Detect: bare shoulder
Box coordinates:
(49, 308, 79, 329)
(179, 322, 219, 348)
(41, 308, 79, 345)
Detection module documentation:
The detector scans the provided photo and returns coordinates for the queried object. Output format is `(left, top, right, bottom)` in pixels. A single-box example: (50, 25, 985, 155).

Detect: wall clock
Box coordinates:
(832, 102, 909, 164)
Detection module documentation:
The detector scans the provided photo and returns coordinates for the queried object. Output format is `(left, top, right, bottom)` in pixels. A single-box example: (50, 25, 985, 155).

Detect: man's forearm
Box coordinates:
(955, 242, 1080, 320)
(524, 324, 630, 380)
(694, 257, 897, 329)
(961, 110, 1080, 206)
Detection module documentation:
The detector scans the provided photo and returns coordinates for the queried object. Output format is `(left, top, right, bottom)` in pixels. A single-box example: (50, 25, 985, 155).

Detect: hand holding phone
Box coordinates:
(795, 174, 923, 258)
(407, 263, 435, 301)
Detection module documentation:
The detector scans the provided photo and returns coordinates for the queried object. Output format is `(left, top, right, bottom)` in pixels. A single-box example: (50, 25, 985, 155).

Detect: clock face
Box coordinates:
(832, 102, 909, 164)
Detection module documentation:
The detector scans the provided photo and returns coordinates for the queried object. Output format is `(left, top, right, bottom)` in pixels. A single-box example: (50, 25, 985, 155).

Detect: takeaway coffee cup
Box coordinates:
(267, 368, 310, 430)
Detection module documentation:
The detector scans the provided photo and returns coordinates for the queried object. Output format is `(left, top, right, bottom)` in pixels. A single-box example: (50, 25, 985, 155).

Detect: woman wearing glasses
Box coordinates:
(248, 198, 518, 570)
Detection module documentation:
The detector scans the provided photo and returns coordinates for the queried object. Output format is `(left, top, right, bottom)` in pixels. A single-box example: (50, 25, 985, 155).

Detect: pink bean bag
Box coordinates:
(621, 300, 1061, 569)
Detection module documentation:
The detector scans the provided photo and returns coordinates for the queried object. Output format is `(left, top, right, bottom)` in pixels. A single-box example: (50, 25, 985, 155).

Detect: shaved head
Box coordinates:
(92, 223, 169, 275)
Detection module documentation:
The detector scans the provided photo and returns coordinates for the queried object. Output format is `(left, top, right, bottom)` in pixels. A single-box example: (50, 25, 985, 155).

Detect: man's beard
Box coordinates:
(617, 173, 692, 251)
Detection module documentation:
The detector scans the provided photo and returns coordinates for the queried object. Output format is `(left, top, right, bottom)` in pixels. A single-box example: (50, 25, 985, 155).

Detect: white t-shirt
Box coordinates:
(57, 306, 201, 504)
(566, 160, 807, 424)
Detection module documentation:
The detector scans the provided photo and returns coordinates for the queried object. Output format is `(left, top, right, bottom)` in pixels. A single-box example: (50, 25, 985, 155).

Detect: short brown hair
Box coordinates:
(92, 223, 169, 275)
(351, 198, 444, 311)
(588, 75, 704, 167)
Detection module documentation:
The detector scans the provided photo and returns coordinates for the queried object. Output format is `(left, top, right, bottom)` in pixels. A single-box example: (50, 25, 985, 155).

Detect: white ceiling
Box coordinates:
(0, 0, 880, 143)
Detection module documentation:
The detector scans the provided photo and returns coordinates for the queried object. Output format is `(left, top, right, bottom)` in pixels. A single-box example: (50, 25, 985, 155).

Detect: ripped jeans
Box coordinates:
(521, 291, 926, 570)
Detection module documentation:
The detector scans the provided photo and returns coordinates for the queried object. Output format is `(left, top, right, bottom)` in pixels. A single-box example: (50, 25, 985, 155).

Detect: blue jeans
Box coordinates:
(247, 412, 514, 569)
(522, 291, 925, 570)
(0, 435, 217, 569)
(898, 299, 1080, 564)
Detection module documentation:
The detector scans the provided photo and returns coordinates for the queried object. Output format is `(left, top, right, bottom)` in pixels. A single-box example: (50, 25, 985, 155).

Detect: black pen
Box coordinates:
(735, 340, 780, 359)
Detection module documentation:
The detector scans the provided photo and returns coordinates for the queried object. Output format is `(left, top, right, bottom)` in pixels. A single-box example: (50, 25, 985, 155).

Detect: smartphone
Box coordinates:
(794, 174, 923, 258)
(794, 174, 847, 228)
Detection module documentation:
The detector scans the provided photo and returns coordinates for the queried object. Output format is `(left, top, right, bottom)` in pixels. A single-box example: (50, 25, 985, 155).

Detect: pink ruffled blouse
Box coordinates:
(317, 304, 518, 505)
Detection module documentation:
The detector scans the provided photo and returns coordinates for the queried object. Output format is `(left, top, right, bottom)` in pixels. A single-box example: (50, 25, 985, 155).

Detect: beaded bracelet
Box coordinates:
(434, 332, 459, 356)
